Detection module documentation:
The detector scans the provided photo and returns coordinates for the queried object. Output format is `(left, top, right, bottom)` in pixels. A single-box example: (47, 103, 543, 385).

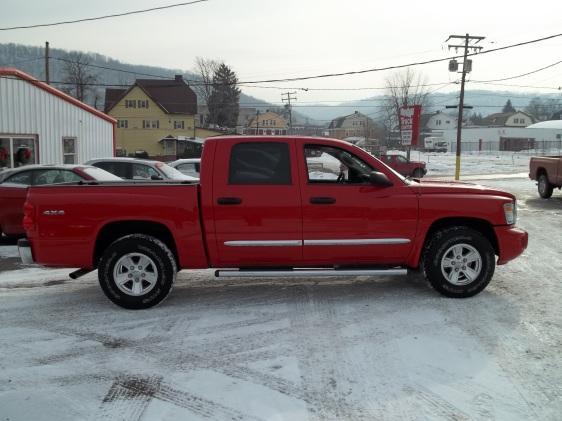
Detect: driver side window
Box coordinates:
(304, 145, 372, 184)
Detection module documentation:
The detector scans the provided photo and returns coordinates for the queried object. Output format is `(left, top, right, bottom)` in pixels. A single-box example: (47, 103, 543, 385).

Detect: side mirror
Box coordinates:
(369, 171, 393, 187)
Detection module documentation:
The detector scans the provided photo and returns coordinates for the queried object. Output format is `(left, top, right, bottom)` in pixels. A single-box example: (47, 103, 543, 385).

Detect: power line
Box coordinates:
(472, 60, 562, 83)
(34, 31, 562, 88)
(49, 57, 187, 80)
(0, 57, 43, 66)
(0, 0, 209, 31)
(236, 33, 562, 84)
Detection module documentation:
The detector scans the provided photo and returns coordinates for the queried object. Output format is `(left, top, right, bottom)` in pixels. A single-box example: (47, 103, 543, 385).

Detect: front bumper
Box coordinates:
(495, 226, 528, 265)
(18, 238, 35, 265)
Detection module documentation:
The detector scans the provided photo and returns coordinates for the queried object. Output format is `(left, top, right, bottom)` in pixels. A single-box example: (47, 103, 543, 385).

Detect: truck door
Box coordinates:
(299, 142, 418, 266)
(211, 139, 303, 267)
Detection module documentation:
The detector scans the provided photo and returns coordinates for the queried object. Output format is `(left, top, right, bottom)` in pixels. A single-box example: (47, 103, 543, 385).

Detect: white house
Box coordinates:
(0, 68, 115, 169)
(424, 111, 458, 131)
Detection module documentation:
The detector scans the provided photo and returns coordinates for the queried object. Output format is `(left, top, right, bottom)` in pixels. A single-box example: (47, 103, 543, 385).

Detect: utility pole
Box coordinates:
(255, 110, 260, 135)
(446, 33, 484, 180)
(44, 41, 50, 85)
(281, 91, 297, 135)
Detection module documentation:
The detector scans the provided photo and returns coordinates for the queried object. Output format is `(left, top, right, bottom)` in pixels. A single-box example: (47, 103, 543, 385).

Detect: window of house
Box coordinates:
(520, 118, 525, 124)
(137, 100, 149, 108)
(514, 118, 519, 124)
(229, 142, 291, 185)
(125, 100, 136, 108)
(446, 120, 450, 124)
(304, 144, 372, 184)
(143, 120, 159, 129)
(118, 120, 128, 128)
(62, 137, 77, 164)
(174, 121, 185, 130)
(436, 120, 441, 126)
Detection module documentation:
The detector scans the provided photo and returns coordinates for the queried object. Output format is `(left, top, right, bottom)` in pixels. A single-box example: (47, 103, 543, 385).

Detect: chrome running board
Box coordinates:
(215, 268, 407, 278)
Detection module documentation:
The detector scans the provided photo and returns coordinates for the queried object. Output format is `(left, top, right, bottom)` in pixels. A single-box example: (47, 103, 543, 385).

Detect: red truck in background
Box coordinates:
(19, 136, 527, 309)
(529, 156, 562, 198)
(379, 154, 427, 178)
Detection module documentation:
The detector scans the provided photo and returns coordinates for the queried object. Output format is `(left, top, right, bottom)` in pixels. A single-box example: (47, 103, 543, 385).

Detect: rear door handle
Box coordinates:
(310, 197, 336, 205)
(217, 197, 242, 205)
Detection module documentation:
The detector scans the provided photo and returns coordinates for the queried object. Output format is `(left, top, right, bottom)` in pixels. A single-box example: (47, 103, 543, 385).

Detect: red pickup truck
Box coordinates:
(379, 154, 427, 178)
(19, 136, 527, 309)
(529, 156, 562, 198)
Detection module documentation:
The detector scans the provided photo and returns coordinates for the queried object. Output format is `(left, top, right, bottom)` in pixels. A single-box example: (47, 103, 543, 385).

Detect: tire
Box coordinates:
(423, 227, 495, 298)
(538, 173, 553, 199)
(413, 168, 424, 178)
(98, 234, 177, 309)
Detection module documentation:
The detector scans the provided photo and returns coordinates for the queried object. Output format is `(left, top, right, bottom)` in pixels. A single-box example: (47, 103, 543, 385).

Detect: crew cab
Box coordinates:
(529, 155, 562, 198)
(379, 154, 427, 178)
(19, 136, 528, 309)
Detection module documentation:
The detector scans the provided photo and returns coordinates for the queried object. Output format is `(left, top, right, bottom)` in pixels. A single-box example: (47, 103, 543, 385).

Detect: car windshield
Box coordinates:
(82, 167, 123, 181)
(158, 163, 198, 180)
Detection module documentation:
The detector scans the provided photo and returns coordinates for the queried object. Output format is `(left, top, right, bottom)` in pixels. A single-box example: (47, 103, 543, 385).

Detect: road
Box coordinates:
(1, 177, 561, 420)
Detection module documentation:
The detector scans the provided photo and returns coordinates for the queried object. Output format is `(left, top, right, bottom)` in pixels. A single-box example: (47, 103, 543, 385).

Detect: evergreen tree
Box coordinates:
(502, 99, 516, 113)
(207, 64, 241, 128)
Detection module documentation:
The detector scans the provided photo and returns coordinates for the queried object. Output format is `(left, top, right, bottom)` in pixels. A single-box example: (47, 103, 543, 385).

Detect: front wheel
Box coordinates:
(423, 227, 495, 298)
(538, 174, 553, 199)
(98, 234, 177, 309)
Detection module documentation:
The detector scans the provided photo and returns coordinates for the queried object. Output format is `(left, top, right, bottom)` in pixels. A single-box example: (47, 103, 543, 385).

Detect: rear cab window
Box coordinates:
(229, 142, 291, 185)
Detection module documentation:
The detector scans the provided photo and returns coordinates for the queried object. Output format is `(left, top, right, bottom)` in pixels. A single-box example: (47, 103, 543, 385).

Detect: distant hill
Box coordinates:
(2, 43, 559, 125)
(0, 43, 280, 117)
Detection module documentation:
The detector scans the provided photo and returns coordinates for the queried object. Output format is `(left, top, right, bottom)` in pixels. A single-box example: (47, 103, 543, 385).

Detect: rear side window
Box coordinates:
(5, 171, 32, 185)
(34, 169, 83, 185)
(229, 142, 291, 185)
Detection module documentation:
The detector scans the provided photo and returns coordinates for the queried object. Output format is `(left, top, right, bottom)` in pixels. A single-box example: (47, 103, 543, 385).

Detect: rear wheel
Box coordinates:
(98, 234, 177, 309)
(538, 173, 553, 199)
(423, 227, 495, 298)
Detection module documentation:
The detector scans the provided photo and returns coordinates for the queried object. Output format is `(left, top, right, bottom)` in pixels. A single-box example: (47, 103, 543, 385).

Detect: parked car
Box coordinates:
(0, 164, 120, 238)
(379, 154, 427, 178)
(19, 136, 527, 309)
(529, 155, 562, 198)
(168, 158, 201, 179)
(86, 158, 197, 181)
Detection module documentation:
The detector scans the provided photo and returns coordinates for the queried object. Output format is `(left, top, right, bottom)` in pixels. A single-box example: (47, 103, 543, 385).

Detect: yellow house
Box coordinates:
(105, 75, 220, 160)
(246, 110, 288, 135)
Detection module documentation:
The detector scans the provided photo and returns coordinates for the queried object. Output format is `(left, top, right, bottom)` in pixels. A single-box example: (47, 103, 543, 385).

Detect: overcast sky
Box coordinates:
(1, 0, 561, 105)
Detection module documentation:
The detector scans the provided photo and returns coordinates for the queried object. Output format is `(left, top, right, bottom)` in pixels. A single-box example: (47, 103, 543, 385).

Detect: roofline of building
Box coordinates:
(0, 67, 116, 124)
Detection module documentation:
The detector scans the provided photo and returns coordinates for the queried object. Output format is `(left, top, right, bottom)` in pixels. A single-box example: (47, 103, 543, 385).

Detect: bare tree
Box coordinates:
(382, 68, 432, 146)
(60, 52, 98, 103)
(193, 57, 222, 126)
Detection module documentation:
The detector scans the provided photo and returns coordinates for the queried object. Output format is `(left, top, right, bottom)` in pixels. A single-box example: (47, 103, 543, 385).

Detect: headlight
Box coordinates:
(503, 201, 517, 225)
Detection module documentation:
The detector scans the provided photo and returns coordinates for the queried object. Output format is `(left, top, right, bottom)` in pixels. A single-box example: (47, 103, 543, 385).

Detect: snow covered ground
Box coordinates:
(1, 177, 561, 420)
(389, 150, 535, 178)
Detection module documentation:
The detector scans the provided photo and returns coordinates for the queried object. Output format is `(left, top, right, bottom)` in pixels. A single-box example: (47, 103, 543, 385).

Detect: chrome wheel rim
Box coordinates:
(441, 243, 482, 286)
(113, 253, 158, 296)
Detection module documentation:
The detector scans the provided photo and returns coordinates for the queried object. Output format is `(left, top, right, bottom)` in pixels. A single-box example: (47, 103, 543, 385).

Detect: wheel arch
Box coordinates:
(536, 166, 548, 179)
(94, 220, 179, 267)
(413, 217, 499, 268)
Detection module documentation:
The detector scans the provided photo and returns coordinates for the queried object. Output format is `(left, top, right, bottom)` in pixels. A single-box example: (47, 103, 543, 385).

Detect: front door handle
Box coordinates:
(310, 197, 336, 205)
(217, 197, 242, 205)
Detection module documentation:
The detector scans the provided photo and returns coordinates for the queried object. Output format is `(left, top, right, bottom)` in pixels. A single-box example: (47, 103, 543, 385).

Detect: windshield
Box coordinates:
(82, 167, 122, 181)
(158, 163, 198, 180)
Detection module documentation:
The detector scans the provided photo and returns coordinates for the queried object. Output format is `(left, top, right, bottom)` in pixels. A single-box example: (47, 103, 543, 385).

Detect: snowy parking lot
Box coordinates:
(1, 176, 561, 420)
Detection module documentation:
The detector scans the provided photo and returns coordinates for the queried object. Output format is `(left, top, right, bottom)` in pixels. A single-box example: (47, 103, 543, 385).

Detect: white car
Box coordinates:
(168, 158, 201, 179)
(86, 158, 197, 181)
